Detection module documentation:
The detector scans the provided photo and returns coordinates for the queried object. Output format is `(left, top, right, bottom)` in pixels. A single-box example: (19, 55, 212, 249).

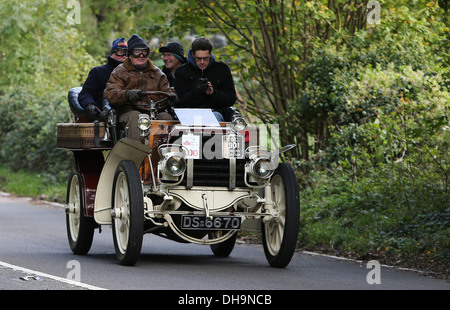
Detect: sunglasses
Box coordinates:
(194, 56, 211, 62)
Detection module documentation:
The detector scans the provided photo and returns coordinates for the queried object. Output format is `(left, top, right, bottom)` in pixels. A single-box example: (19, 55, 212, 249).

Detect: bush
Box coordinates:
(296, 47, 449, 275)
(0, 88, 74, 184)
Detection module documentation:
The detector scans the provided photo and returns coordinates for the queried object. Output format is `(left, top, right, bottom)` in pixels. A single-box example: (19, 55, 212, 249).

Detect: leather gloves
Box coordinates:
(124, 89, 178, 111)
(125, 89, 143, 103)
(85, 103, 101, 121)
(159, 92, 178, 110)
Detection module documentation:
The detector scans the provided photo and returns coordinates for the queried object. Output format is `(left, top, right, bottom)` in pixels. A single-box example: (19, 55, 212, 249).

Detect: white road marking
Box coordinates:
(0, 260, 107, 290)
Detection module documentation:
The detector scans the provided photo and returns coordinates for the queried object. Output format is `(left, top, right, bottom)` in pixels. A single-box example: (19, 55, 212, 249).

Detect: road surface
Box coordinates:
(0, 193, 448, 295)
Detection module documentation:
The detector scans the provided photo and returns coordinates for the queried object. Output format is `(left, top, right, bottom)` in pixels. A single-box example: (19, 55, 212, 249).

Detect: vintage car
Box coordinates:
(57, 87, 299, 268)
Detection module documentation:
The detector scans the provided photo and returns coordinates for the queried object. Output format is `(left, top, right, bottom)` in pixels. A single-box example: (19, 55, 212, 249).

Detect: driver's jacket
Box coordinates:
(105, 57, 173, 114)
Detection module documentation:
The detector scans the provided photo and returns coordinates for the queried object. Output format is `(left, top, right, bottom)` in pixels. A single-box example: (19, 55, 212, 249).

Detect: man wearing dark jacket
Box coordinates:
(78, 37, 128, 121)
(159, 42, 186, 88)
(175, 37, 236, 121)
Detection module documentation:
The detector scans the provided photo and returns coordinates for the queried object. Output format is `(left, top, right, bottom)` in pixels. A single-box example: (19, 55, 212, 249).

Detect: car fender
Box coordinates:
(94, 138, 151, 225)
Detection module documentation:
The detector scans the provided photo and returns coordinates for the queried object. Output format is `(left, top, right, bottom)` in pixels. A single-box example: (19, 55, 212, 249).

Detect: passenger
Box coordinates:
(174, 37, 236, 122)
(78, 37, 128, 121)
(159, 42, 186, 88)
(105, 34, 176, 141)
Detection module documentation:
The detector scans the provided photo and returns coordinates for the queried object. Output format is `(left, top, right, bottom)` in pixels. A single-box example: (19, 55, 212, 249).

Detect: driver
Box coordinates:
(105, 34, 176, 141)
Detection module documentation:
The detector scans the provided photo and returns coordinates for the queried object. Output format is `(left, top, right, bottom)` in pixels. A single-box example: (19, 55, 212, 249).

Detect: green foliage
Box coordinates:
(0, 0, 98, 94)
(0, 0, 96, 183)
(76, 0, 181, 57)
(299, 160, 449, 273)
(0, 88, 73, 183)
(294, 13, 449, 273)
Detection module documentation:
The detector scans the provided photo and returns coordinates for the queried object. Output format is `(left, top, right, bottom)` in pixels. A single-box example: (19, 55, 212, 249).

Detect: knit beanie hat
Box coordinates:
(159, 42, 186, 63)
(127, 34, 150, 54)
(110, 37, 128, 53)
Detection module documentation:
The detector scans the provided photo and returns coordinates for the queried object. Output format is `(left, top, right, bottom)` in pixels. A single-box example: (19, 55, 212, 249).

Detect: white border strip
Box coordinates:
(0, 260, 107, 290)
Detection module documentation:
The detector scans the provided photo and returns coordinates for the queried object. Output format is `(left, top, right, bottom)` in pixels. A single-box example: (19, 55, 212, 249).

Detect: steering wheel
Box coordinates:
(141, 91, 173, 107)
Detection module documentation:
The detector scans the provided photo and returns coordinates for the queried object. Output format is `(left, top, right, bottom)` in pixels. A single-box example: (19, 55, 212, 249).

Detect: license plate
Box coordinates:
(181, 215, 241, 230)
(222, 135, 244, 159)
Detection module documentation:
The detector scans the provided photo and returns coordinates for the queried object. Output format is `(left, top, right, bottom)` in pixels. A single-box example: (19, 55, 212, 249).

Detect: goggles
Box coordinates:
(114, 48, 127, 57)
(131, 48, 149, 58)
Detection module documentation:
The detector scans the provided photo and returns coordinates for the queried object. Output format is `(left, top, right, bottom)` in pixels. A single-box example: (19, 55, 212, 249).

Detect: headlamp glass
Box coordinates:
(138, 115, 151, 131)
(232, 115, 247, 131)
(164, 155, 186, 177)
(252, 158, 274, 179)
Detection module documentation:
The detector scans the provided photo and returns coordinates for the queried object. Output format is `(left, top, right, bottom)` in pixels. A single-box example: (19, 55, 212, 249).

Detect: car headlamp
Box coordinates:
(158, 144, 188, 178)
(138, 114, 151, 136)
(163, 154, 186, 177)
(231, 113, 247, 131)
(246, 146, 276, 180)
(249, 157, 274, 179)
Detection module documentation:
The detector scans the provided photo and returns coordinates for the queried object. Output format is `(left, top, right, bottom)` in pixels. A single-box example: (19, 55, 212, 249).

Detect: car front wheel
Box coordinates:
(111, 160, 144, 266)
(262, 163, 300, 268)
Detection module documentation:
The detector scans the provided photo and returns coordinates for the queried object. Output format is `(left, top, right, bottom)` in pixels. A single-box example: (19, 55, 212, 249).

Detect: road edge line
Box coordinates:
(301, 250, 433, 275)
(0, 260, 107, 290)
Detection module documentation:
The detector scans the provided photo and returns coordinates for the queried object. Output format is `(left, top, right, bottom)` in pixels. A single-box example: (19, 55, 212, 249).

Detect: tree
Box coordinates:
(0, 0, 96, 95)
(145, 0, 373, 159)
(76, 0, 179, 58)
(145, 0, 448, 161)
(0, 0, 97, 179)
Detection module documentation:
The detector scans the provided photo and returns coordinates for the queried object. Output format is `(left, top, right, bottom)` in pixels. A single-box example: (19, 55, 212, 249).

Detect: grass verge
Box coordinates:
(0, 166, 66, 202)
(298, 169, 449, 279)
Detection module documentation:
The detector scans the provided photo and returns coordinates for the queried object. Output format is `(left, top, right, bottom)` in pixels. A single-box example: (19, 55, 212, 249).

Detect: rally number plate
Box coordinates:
(181, 215, 241, 230)
(222, 135, 244, 159)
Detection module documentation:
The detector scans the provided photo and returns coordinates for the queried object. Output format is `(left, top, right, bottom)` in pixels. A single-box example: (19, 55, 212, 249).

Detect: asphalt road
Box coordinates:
(0, 193, 448, 293)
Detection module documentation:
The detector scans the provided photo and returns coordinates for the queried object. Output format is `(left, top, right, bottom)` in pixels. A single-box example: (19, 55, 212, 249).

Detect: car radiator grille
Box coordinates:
(169, 131, 249, 188)
(180, 158, 246, 188)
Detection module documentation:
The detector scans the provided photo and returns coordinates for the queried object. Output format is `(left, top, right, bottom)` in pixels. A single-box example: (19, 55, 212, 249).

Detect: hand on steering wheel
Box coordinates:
(141, 91, 178, 110)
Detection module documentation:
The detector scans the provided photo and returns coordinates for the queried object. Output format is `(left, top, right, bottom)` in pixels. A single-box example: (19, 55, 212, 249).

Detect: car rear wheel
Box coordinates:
(111, 160, 144, 266)
(66, 171, 95, 255)
(262, 163, 300, 268)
